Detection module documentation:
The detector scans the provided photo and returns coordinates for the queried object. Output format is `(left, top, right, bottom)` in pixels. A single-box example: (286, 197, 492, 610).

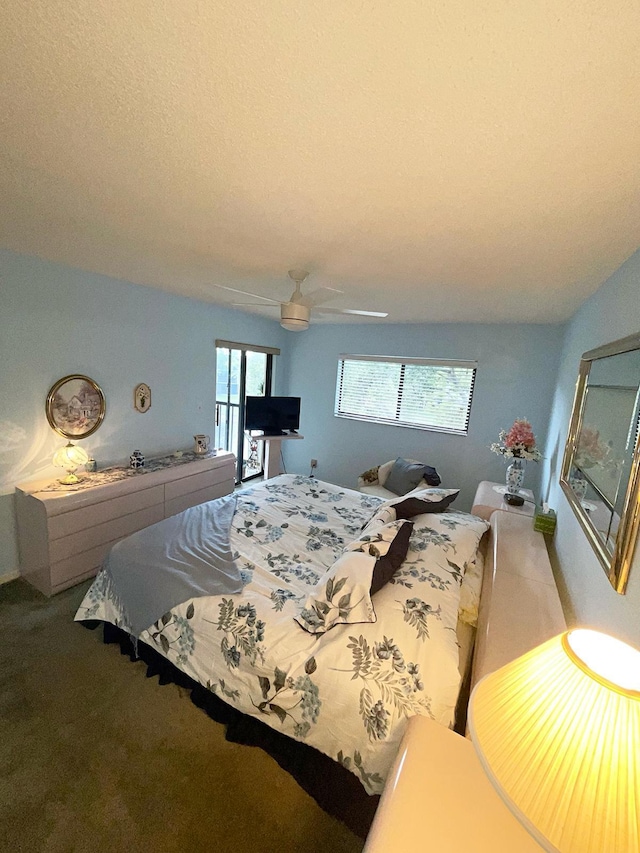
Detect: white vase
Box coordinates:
(129, 449, 145, 469)
(506, 458, 525, 494)
(571, 470, 588, 501)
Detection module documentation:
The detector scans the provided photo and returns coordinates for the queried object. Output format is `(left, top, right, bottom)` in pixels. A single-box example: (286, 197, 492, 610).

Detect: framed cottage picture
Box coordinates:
(46, 374, 106, 439)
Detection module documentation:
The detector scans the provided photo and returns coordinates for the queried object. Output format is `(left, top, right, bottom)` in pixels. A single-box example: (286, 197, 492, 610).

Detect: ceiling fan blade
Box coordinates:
(314, 306, 388, 317)
(298, 286, 343, 308)
(213, 283, 280, 304)
(231, 302, 279, 309)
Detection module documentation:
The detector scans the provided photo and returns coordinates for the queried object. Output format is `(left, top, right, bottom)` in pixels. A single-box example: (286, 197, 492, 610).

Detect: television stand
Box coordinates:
(251, 433, 304, 479)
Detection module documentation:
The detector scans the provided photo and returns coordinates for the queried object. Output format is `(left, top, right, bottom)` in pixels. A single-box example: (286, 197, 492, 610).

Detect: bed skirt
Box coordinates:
(96, 621, 380, 839)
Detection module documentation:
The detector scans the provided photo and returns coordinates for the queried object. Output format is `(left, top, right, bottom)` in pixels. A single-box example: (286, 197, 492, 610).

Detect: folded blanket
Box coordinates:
(104, 495, 240, 636)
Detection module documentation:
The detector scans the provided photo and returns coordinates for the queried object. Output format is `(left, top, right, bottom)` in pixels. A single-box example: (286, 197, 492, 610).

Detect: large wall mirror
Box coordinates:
(561, 332, 640, 593)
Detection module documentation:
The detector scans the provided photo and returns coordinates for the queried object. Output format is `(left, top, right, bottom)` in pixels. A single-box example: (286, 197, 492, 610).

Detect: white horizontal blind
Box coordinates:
(335, 355, 477, 435)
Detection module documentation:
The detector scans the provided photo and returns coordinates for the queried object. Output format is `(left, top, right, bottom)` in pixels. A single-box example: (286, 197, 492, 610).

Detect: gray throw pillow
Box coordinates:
(385, 458, 431, 496)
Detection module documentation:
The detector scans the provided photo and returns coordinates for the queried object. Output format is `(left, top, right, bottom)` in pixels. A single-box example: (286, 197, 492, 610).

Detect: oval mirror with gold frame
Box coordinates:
(560, 332, 640, 594)
(46, 374, 106, 439)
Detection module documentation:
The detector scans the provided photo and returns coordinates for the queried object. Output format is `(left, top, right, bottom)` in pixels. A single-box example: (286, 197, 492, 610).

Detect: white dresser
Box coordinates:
(15, 451, 236, 596)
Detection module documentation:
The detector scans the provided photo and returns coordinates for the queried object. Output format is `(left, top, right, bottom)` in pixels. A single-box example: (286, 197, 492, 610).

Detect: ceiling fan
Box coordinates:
(214, 270, 388, 331)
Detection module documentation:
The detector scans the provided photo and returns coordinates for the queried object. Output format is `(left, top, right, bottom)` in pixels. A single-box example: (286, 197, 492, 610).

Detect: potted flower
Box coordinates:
(491, 418, 542, 498)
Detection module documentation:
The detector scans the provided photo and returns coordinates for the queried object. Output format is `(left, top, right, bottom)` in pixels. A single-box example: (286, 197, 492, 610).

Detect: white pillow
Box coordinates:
(295, 519, 413, 634)
(294, 551, 377, 635)
(360, 504, 397, 531)
(377, 459, 396, 487)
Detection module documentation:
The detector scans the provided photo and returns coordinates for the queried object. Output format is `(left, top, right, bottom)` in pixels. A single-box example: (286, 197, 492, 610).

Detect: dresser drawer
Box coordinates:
(50, 561, 103, 595)
(50, 542, 115, 592)
(49, 505, 164, 563)
(48, 485, 165, 540)
(164, 465, 233, 502)
(165, 481, 233, 518)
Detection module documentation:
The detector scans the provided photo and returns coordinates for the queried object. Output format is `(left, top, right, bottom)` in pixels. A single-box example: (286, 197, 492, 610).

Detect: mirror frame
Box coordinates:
(560, 332, 640, 594)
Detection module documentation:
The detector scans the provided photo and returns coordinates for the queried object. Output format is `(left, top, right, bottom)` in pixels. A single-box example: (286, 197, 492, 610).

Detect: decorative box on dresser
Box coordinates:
(15, 451, 235, 597)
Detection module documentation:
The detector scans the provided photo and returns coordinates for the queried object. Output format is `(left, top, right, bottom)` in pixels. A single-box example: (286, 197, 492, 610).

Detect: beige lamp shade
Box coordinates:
(52, 441, 89, 484)
(469, 629, 640, 853)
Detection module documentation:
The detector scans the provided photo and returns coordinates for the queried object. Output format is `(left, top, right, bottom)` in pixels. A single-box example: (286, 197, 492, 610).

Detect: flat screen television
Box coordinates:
(245, 396, 301, 435)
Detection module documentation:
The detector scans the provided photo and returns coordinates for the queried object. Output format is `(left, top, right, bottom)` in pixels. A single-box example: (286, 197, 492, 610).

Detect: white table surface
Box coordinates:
(471, 480, 535, 520)
(364, 716, 543, 852)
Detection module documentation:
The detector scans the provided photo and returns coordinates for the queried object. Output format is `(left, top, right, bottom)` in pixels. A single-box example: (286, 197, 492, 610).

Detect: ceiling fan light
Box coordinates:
(280, 302, 310, 332)
(281, 318, 309, 331)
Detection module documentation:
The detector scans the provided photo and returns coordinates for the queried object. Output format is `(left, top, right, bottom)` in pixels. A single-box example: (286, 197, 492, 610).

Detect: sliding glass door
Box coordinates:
(215, 345, 273, 483)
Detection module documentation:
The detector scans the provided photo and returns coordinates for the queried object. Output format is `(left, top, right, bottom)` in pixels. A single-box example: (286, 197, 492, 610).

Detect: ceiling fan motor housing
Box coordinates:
(281, 301, 310, 331)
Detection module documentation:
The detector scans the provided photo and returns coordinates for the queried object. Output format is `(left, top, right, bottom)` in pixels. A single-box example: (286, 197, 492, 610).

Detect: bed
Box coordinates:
(75, 474, 488, 795)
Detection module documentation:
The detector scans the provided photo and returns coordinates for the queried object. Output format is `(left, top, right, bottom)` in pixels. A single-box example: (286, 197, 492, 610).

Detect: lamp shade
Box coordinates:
(469, 630, 640, 853)
(52, 441, 89, 483)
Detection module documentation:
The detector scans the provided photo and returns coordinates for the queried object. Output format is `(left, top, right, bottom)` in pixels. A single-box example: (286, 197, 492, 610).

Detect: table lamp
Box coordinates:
(468, 629, 640, 853)
(52, 441, 89, 484)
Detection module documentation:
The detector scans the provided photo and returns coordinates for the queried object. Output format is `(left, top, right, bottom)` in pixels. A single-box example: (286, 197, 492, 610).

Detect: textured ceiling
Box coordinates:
(1, 1, 639, 324)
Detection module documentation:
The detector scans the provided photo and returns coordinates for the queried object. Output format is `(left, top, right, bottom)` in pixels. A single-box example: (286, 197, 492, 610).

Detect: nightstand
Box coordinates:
(363, 716, 543, 852)
(471, 479, 535, 521)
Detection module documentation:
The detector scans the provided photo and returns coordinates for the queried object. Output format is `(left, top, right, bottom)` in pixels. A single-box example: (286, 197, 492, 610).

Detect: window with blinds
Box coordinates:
(335, 355, 477, 435)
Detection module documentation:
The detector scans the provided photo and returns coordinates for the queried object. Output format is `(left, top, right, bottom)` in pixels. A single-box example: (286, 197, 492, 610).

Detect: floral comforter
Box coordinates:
(75, 475, 488, 794)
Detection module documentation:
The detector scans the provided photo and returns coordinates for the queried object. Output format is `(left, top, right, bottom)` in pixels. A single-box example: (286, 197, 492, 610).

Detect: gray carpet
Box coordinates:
(0, 579, 365, 853)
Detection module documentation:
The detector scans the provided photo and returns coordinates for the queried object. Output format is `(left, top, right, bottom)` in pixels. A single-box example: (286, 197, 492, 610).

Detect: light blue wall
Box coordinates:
(9, 242, 638, 649)
(282, 322, 564, 513)
(0, 250, 289, 580)
(543, 248, 640, 647)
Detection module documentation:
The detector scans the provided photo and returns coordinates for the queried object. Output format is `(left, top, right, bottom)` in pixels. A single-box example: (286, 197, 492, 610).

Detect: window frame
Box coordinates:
(334, 354, 477, 436)
(215, 340, 278, 483)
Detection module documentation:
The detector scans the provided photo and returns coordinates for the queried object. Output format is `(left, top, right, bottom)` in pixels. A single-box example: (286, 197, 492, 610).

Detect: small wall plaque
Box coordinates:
(134, 383, 151, 413)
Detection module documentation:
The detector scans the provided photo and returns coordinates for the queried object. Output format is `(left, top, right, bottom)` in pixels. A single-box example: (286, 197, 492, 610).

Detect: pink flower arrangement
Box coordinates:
(575, 425, 620, 471)
(491, 418, 542, 461)
(575, 427, 606, 468)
